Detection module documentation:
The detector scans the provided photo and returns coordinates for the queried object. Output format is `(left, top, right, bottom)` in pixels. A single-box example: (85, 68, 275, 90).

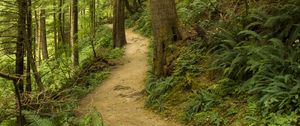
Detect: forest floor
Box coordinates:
(78, 26, 182, 126)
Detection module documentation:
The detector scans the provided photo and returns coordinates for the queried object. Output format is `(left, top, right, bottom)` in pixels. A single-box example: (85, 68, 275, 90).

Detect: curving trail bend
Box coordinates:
(79, 26, 182, 126)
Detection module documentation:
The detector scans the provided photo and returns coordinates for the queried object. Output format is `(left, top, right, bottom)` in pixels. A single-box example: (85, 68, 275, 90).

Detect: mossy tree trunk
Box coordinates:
(150, 0, 181, 77)
(113, 0, 126, 48)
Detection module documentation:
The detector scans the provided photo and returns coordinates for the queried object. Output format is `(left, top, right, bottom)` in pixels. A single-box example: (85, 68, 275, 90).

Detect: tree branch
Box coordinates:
(0, 72, 22, 81)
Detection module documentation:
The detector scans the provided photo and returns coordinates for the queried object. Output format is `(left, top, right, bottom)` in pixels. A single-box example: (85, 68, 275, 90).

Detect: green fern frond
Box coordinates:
(24, 112, 54, 126)
(238, 30, 262, 40)
(264, 15, 292, 28)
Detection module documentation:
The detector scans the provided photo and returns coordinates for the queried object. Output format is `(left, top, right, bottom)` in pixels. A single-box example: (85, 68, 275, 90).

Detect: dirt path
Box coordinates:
(79, 27, 182, 126)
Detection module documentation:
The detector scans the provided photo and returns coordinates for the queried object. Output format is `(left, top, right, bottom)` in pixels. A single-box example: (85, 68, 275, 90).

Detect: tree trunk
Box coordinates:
(53, 0, 58, 58)
(34, 11, 38, 63)
(150, 0, 181, 77)
(26, 0, 32, 92)
(58, 0, 65, 52)
(39, 9, 49, 60)
(90, 0, 97, 58)
(27, 2, 44, 91)
(113, 0, 126, 48)
(29, 55, 44, 91)
(71, 0, 79, 66)
(16, 0, 26, 124)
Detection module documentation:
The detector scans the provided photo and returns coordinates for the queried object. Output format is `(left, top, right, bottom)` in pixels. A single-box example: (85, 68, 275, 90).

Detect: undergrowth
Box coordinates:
(0, 25, 123, 125)
(137, 0, 300, 125)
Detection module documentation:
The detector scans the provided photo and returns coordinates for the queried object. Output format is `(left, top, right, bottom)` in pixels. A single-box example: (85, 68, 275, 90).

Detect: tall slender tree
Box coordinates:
(150, 0, 181, 77)
(27, 0, 43, 91)
(90, 0, 97, 57)
(26, 0, 32, 92)
(16, 0, 26, 124)
(39, 8, 49, 60)
(53, 0, 58, 58)
(71, 0, 79, 66)
(113, 0, 126, 48)
(58, 0, 66, 52)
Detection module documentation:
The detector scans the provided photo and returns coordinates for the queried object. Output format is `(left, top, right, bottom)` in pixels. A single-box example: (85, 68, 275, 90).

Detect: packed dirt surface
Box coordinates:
(79, 26, 182, 126)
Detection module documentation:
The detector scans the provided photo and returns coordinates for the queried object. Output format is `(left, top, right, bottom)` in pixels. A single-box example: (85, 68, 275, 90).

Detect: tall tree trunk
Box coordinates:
(16, 0, 26, 124)
(26, 0, 32, 92)
(58, 0, 65, 51)
(150, 0, 181, 77)
(113, 0, 126, 48)
(16, 0, 26, 94)
(29, 55, 43, 91)
(71, 0, 79, 66)
(90, 0, 96, 58)
(39, 9, 49, 60)
(53, 0, 58, 58)
(34, 11, 39, 63)
(27, 1, 44, 91)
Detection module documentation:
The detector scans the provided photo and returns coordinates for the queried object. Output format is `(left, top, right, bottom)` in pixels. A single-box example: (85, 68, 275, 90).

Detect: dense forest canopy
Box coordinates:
(1, 0, 300, 125)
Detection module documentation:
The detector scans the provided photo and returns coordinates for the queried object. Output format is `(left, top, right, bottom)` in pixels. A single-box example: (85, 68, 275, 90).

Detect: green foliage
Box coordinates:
(0, 24, 119, 125)
(246, 112, 300, 126)
(0, 119, 16, 126)
(193, 111, 227, 126)
(22, 110, 104, 126)
(145, 75, 177, 110)
(184, 90, 222, 121)
(177, 0, 220, 25)
(24, 111, 54, 126)
(126, 8, 152, 37)
(144, 0, 300, 125)
(78, 109, 104, 126)
(173, 43, 206, 77)
(211, 30, 300, 113)
(246, 44, 300, 113)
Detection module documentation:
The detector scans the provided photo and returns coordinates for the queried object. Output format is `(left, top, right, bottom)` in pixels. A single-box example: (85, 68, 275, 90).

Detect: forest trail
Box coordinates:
(78, 26, 182, 126)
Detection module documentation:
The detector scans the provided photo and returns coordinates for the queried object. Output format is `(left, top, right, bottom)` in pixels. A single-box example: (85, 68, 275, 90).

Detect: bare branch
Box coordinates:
(0, 72, 22, 81)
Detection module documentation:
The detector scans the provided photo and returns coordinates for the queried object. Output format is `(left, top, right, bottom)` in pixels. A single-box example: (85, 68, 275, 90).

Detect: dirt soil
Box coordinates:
(78, 27, 182, 126)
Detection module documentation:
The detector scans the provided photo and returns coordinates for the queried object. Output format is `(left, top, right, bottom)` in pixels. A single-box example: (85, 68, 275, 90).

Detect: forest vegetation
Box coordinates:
(1, 0, 300, 125)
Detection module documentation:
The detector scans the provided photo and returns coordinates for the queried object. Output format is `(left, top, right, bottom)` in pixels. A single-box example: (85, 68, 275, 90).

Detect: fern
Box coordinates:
(184, 90, 222, 121)
(79, 109, 104, 126)
(24, 111, 54, 126)
(238, 30, 262, 40)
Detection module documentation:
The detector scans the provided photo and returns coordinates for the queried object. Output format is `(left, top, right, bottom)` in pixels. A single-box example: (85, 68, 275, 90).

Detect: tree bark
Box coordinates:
(16, 0, 26, 94)
(150, 0, 181, 77)
(71, 0, 79, 66)
(90, 0, 97, 58)
(34, 10, 39, 63)
(26, 0, 32, 92)
(16, 0, 26, 124)
(29, 55, 43, 91)
(27, 2, 44, 91)
(53, 0, 58, 58)
(58, 0, 65, 48)
(39, 8, 49, 60)
(113, 0, 126, 48)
